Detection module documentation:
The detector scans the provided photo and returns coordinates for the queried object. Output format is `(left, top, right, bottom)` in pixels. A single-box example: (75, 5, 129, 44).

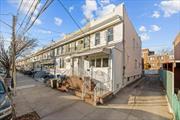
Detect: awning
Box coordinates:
(71, 47, 111, 57)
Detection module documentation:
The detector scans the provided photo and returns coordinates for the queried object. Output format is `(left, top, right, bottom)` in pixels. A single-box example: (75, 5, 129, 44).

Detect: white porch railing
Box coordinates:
(58, 66, 112, 103)
(93, 70, 111, 104)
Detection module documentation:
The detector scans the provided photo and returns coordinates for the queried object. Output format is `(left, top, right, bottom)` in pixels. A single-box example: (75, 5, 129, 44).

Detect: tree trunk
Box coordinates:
(6, 70, 11, 78)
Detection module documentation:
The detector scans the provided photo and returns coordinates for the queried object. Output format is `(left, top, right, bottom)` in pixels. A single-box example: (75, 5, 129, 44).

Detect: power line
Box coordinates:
(0, 19, 12, 28)
(57, 0, 85, 34)
(16, 0, 37, 34)
(34, 26, 62, 34)
(0, 13, 13, 16)
(23, 0, 54, 35)
(0, 31, 12, 35)
(16, 0, 24, 18)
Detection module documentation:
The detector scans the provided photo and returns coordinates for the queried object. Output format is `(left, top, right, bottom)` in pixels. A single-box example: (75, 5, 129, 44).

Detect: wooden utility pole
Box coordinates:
(12, 15, 16, 95)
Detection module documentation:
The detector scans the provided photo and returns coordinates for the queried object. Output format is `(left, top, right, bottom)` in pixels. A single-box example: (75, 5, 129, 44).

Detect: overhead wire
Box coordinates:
(16, 0, 37, 34)
(57, 0, 85, 34)
(16, 0, 24, 18)
(23, 0, 54, 35)
(0, 19, 12, 28)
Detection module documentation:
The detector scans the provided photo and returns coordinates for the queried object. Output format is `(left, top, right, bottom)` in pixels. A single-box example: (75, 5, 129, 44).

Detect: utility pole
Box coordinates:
(12, 15, 16, 95)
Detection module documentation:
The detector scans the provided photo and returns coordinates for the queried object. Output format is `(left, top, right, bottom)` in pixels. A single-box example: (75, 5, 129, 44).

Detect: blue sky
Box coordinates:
(0, 0, 180, 53)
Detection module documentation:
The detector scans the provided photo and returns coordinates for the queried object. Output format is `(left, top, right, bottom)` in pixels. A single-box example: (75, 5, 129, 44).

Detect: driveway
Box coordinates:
(14, 73, 173, 120)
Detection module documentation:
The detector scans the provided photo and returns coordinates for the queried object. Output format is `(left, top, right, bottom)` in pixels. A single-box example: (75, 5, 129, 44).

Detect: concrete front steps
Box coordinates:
(56, 75, 113, 105)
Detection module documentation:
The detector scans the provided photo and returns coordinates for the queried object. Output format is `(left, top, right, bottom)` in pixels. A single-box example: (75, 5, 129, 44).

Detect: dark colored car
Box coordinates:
(0, 77, 12, 120)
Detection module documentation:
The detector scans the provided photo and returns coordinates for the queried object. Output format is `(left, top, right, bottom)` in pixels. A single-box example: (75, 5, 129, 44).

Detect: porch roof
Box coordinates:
(71, 47, 111, 57)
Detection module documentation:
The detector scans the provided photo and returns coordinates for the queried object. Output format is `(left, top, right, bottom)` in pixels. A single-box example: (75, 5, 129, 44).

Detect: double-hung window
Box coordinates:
(59, 58, 65, 68)
(95, 32, 100, 45)
(84, 36, 90, 48)
(107, 28, 113, 42)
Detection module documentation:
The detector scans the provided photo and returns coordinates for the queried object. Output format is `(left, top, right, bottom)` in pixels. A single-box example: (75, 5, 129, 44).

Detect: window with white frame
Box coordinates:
(102, 58, 108, 67)
(56, 48, 59, 55)
(59, 58, 65, 68)
(84, 36, 90, 48)
(96, 58, 101, 67)
(107, 28, 113, 42)
(95, 32, 100, 45)
(90, 59, 95, 67)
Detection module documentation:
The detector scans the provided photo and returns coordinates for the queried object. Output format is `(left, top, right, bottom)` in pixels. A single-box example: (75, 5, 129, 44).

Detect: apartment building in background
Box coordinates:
(16, 3, 142, 97)
(142, 48, 174, 70)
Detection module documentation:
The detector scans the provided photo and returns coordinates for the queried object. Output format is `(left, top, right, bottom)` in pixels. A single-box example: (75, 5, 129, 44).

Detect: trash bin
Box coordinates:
(50, 79, 57, 89)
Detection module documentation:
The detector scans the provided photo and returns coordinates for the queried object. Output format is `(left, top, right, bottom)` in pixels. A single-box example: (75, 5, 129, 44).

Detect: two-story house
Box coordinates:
(16, 3, 142, 101)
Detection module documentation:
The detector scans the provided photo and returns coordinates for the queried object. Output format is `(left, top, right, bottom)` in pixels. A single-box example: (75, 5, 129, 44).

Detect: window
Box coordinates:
(84, 36, 90, 48)
(71, 42, 76, 51)
(96, 58, 101, 67)
(107, 28, 113, 42)
(103, 58, 108, 67)
(61, 46, 64, 54)
(56, 48, 59, 55)
(135, 59, 137, 69)
(76, 39, 84, 51)
(65, 44, 70, 53)
(59, 58, 65, 68)
(95, 32, 100, 45)
(133, 38, 135, 49)
(90, 59, 95, 67)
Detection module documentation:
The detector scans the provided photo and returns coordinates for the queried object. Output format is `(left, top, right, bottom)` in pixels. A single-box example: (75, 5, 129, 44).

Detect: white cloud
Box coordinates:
(139, 26, 147, 32)
(38, 29, 52, 34)
(31, 16, 42, 25)
(82, 0, 116, 20)
(140, 33, 150, 41)
(151, 25, 161, 32)
(60, 33, 65, 38)
(69, 6, 74, 12)
(8, 0, 41, 14)
(35, 19, 42, 25)
(82, 0, 97, 20)
(54, 17, 63, 26)
(80, 18, 87, 25)
(152, 11, 160, 18)
(98, 0, 110, 6)
(96, 4, 116, 17)
(159, 0, 180, 17)
(8, 0, 42, 25)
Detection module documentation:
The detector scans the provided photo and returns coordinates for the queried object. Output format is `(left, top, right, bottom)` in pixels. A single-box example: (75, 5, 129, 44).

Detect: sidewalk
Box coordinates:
(14, 73, 173, 120)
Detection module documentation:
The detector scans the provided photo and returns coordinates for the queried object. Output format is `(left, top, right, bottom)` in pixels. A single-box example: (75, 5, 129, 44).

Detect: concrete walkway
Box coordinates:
(14, 73, 173, 120)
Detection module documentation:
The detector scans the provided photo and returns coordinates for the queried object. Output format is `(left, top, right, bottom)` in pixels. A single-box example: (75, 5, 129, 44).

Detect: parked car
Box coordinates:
(0, 76, 13, 120)
(0, 68, 6, 77)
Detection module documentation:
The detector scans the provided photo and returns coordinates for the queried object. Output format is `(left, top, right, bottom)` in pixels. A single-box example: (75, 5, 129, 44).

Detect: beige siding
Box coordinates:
(123, 6, 142, 83)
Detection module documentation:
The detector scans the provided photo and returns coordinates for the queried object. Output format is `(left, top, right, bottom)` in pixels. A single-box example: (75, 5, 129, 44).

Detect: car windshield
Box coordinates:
(0, 81, 5, 94)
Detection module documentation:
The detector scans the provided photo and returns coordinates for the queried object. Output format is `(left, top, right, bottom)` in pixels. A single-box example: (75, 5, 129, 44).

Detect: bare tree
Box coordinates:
(158, 48, 173, 55)
(0, 34, 37, 78)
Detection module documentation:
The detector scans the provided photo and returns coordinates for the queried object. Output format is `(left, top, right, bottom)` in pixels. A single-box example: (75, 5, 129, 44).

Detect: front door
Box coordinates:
(72, 57, 84, 77)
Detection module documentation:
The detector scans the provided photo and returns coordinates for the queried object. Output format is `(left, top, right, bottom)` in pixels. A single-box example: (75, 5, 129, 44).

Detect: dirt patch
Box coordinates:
(15, 111, 40, 120)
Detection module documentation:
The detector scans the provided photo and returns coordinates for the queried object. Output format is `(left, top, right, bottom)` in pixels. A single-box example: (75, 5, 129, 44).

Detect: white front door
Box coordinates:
(72, 57, 84, 77)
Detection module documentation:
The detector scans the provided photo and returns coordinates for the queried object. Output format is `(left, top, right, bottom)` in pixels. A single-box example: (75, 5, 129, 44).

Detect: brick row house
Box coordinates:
(142, 49, 174, 70)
